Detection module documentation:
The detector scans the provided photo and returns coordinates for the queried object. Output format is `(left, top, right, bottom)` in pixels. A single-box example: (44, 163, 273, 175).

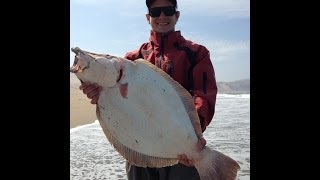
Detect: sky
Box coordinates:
(70, 0, 250, 82)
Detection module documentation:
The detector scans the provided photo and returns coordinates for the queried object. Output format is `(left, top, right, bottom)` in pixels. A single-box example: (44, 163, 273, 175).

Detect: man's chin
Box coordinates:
(155, 28, 174, 34)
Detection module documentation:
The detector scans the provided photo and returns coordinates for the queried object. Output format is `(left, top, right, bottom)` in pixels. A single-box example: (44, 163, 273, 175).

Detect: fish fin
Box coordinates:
(96, 106, 179, 168)
(134, 59, 203, 138)
(194, 147, 240, 180)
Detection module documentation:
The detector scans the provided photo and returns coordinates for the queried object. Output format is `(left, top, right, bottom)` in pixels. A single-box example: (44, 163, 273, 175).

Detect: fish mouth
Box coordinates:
(70, 56, 81, 73)
(70, 47, 88, 73)
(70, 47, 80, 73)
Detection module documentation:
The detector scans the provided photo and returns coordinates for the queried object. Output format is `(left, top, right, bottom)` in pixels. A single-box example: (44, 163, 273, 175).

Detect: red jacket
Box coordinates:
(125, 30, 217, 132)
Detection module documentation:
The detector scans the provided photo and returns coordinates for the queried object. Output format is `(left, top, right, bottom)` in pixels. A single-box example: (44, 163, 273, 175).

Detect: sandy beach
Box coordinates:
(70, 73, 97, 129)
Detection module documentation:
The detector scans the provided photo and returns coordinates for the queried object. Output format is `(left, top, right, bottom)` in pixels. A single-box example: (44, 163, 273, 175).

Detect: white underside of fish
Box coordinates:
(97, 59, 200, 167)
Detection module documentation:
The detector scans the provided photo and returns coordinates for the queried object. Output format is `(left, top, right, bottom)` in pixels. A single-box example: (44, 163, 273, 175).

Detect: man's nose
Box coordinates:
(159, 11, 166, 18)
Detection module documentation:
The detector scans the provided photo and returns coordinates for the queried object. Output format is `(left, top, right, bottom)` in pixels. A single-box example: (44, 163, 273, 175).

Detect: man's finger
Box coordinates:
(86, 86, 101, 98)
(91, 96, 98, 104)
(79, 82, 90, 90)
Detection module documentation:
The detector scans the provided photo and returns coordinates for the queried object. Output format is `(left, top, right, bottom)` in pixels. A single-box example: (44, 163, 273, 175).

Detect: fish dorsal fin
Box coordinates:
(134, 59, 203, 139)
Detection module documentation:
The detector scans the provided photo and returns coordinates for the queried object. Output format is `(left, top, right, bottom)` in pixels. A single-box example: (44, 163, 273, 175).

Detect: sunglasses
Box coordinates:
(148, 6, 176, 17)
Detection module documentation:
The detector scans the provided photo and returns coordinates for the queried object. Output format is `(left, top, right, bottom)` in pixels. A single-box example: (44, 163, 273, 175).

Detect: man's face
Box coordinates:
(146, 0, 180, 34)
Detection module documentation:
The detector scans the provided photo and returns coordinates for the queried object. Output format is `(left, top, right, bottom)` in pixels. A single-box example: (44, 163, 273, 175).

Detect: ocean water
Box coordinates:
(70, 94, 250, 180)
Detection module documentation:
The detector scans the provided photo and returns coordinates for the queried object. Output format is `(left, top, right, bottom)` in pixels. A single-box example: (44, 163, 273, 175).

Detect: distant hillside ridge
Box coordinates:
(217, 79, 250, 94)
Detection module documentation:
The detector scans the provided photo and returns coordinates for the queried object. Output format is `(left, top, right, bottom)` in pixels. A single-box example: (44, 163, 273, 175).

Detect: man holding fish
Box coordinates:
(79, 0, 218, 179)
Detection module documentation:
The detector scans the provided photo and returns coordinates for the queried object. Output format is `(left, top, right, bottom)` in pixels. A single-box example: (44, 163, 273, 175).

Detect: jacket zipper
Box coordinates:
(158, 34, 173, 76)
(158, 34, 165, 68)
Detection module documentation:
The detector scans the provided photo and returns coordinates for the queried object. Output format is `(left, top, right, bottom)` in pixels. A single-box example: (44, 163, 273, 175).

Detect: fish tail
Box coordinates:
(194, 147, 240, 180)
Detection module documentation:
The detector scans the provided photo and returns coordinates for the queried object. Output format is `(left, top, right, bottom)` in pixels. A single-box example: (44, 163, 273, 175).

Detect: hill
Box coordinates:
(217, 79, 250, 94)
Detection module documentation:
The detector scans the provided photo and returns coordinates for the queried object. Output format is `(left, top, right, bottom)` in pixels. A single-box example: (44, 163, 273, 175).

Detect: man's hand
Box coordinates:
(177, 137, 207, 167)
(79, 82, 102, 104)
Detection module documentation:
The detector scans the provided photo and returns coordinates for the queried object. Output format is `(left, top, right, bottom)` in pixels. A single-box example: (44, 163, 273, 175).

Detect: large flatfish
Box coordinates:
(70, 47, 240, 180)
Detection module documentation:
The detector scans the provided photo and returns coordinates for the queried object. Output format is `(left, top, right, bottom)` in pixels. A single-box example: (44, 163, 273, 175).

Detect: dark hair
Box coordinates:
(146, 0, 177, 8)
